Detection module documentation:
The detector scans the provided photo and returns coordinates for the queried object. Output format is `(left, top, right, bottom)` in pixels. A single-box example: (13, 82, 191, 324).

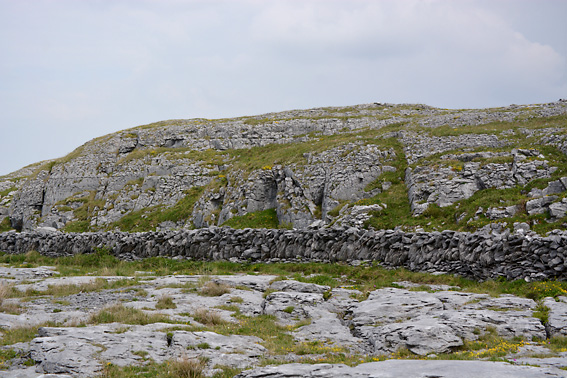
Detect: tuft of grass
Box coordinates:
(170, 355, 206, 378)
(156, 295, 177, 310)
(295, 274, 338, 287)
(283, 306, 295, 314)
(533, 303, 550, 324)
(199, 281, 231, 297)
(192, 309, 227, 326)
(229, 296, 244, 304)
(89, 303, 172, 325)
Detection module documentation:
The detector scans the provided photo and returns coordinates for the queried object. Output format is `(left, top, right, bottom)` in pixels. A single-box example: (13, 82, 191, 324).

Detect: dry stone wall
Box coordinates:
(1, 227, 566, 281)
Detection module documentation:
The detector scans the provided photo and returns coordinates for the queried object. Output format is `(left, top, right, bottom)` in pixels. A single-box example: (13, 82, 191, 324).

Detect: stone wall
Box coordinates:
(1, 227, 566, 281)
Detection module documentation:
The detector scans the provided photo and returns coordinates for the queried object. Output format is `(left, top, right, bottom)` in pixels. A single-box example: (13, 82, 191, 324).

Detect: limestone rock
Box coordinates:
(234, 360, 566, 378)
(544, 296, 567, 337)
(269, 280, 330, 294)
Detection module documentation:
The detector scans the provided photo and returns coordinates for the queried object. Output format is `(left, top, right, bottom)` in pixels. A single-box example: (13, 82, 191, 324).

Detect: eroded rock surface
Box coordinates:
(0, 266, 565, 377)
(234, 360, 566, 378)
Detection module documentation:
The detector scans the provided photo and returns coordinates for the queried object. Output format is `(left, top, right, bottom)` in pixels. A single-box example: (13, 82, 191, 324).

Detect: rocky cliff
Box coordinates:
(1, 100, 567, 235)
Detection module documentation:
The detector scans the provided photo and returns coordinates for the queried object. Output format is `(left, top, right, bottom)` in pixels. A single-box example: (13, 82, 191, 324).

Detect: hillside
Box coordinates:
(1, 100, 567, 235)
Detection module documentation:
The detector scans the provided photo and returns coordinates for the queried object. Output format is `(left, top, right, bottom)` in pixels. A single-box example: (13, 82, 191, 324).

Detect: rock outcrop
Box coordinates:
(1, 100, 566, 234)
(0, 265, 566, 377)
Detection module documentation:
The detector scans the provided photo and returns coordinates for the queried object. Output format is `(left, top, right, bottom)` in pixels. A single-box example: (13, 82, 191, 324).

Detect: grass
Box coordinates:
(0, 186, 16, 197)
(0, 217, 13, 232)
(436, 328, 527, 360)
(170, 355, 206, 378)
(89, 303, 172, 325)
(12, 104, 564, 235)
(192, 308, 227, 326)
(16, 277, 142, 298)
(98, 360, 240, 378)
(1, 248, 567, 373)
(156, 295, 177, 310)
(294, 274, 338, 287)
(224, 127, 390, 174)
(222, 209, 281, 229)
(549, 336, 567, 353)
(0, 323, 55, 346)
(198, 281, 231, 297)
(59, 191, 105, 232)
(108, 186, 205, 232)
(3, 251, 567, 303)
(533, 303, 551, 324)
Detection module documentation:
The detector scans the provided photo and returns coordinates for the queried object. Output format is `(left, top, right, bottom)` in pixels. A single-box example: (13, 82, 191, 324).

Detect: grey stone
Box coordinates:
(544, 297, 567, 337)
(550, 199, 567, 219)
(234, 360, 566, 377)
(262, 291, 324, 324)
(359, 316, 463, 355)
(349, 288, 444, 327)
(526, 196, 558, 215)
(269, 280, 330, 294)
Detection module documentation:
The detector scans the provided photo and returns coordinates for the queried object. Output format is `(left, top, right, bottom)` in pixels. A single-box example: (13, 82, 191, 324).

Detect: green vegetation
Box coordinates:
(356, 112, 567, 233)
(2, 250, 567, 302)
(99, 360, 240, 378)
(1, 248, 567, 373)
(0, 186, 16, 197)
(424, 327, 528, 361)
(89, 303, 172, 325)
(155, 295, 177, 310)
(0, 217, 13, 232)
(198, 281, 231, 297)
(191, 308, 227, 326)
(227, 127, 386, 173)
(17, 277, 142, 299)
(59, 191, 105, 232)
(108, 186, 204, 232)
(222, 209, 281, 229)
(355, 138, 411, 230)
(0, 323, 55, 347)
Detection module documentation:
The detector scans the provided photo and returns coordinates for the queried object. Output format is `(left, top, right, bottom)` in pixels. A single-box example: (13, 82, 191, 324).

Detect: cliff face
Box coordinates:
(1, 101, 567, 233)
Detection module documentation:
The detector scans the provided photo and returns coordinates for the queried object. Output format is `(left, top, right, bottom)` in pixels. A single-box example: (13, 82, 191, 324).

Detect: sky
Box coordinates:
(0, 0, 566, 176)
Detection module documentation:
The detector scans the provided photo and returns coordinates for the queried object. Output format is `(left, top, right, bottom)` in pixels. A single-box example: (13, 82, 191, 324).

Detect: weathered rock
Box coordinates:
(359, 316, 463, 355)
(349, 288, 444, 327)
(269, 280, 330, 294)
(234, 360, 566, 378)
(262, 291, 324, 324)
(544, 296, 567, 337)
(29, 323, 266, 377)
(348, 288, 546, 355)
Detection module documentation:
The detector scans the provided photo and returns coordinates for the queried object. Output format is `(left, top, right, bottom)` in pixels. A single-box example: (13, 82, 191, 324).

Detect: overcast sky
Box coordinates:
(0, 0, 566, 176)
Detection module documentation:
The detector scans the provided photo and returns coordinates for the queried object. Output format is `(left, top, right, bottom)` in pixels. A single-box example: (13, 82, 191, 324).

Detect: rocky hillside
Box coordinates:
(1, 100, 567, 234)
